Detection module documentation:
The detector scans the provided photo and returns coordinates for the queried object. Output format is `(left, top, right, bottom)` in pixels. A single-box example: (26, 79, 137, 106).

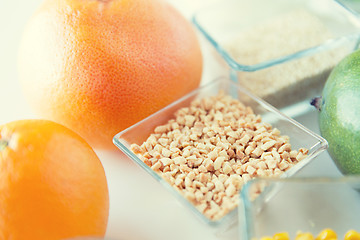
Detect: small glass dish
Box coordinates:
(239, 176, 360, 240)
(192, 0, 360, 111)
(113, 77, 328, 228)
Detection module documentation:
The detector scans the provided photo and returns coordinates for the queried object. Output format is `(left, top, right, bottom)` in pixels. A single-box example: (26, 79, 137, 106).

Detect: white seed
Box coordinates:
(225, 184, 236, 197)
(160, 157, 173, 166)
(173, 156, 186, 165)
(151, 161, 162, 171)
(261, 140, 277, 151)
(214, 156, 226, 170)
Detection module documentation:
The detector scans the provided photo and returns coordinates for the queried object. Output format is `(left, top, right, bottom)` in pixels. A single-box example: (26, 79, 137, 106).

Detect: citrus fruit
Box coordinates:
(0, 119, 109, 239)
(18, 0, 203, 150)
(312, 49, 360, 175)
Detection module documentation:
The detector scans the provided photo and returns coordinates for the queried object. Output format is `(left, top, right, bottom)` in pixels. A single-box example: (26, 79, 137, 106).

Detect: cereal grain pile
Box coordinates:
(131, 92, 308, 220)
(225, 9, 348, 108)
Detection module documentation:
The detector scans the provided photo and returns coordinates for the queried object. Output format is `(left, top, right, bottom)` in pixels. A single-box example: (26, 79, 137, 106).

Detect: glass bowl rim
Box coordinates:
(191, 0, 360, 72)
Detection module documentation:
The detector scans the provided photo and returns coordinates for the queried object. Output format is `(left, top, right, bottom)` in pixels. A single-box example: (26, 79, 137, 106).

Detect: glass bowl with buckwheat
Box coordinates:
(113, 77, 328, 228)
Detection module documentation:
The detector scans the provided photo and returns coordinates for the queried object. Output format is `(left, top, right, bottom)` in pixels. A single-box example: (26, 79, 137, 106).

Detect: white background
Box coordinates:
(0, 1, 342, 240)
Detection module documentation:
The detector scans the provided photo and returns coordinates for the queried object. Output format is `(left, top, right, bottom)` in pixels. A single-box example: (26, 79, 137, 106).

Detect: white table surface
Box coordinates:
(0, 1, 343, 240)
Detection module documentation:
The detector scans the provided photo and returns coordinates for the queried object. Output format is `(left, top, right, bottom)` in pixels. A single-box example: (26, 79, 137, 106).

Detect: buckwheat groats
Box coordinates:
(130, 91, 308, 221)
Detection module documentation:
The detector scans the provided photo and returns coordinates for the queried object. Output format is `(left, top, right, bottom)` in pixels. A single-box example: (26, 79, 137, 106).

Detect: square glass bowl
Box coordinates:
(113, 77, 328, 227)
(239, 176, 360, 240)
(192, 0, 360, 111)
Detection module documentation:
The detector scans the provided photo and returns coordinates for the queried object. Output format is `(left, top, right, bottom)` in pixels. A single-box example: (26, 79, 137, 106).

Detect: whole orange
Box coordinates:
(18, 0, 203, 150)
(0, 119, 109, 240)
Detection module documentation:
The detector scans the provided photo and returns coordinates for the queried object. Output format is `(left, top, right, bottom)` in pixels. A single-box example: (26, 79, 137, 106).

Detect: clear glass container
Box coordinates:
(336, 0, 360, 17)
(239, 176, 360, 240)
(192, 0, 360, 113)
(113, 77, 328, 228)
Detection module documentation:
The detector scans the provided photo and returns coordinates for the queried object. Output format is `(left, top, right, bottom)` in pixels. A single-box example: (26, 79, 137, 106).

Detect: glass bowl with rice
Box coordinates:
(192, 0, 360, 115)
(113, 77, 328, 228)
